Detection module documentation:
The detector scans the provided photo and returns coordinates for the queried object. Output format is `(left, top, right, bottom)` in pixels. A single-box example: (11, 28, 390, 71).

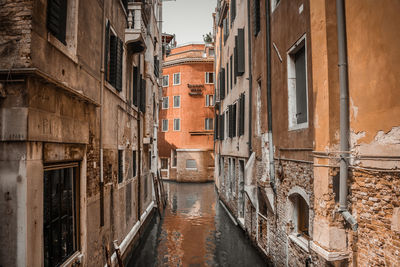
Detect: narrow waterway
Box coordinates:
(127, 181, 268, 267)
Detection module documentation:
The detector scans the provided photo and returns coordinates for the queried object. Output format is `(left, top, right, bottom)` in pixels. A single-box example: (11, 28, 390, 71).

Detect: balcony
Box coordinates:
(188, 84, 204, 96)
(125, 1, 147, 53)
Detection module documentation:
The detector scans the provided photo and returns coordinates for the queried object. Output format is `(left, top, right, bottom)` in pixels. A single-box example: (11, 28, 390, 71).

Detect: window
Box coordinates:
(253, 0, 261, 35)
(205, 72, 215, 84)
(290, 194, 310, 237)
(173, 95, 181, 108)
(47, 0, 68, 44)
(228, 104, 237, 137)
(162, 97, 169, 109)
(44, 165, 79, 267)
(209, 48, 215, 57)
(186, 159, 197, 169)
(132, 151, 137, 177)
(205, 118, 214, 130)
(218, 113, 225, 140)
(162, 119, 168, 132)
(219, 68, 226, 100)
(230, 0, 236, 24)
(132, 65, 139, 106)
(206, 94, 214, 107)
(173, 118, 181, 131)
(161, 158, 168, 170)
(173, 73, 181, 85)
(171, 150, 177, 167)
(162, 75, 169, 87)
(238, 93, 245, 136)
(235, 28, 245, 76)
(118, 150, 124, 183)
(230, 55, 233, 90)
(288, 36, 308, 130)
(105, 22, 123, 91)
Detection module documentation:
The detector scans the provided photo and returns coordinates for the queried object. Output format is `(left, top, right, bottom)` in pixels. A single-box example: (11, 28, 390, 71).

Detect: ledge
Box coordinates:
(310, 241, 349, 262)
(289, 234, 310, 253)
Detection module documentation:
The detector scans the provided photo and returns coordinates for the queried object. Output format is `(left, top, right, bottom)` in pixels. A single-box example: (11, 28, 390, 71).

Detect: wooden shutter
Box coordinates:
(231, 0, 236, 24)
(140, 77, 146, 113)
(47, 0, 68, 44)
(295, 46, 307, 124)
(229, 105, 233, 137)
(116, 38, 123, 92)
(104, 21, 110, 80)
(239, 93, 245, 136)
(154, 56, 159, 78)
(234, 36, 238, 82)
(237, 28, 245, 75)
(230, 56, 233, 90)
(132, 67, 138, 106)
(233, 103, 237, 137)
(214, 115, 219, 140)
(118, 150, 123, 183)
(220, 68, 226, 100)
(109, 35, 118, 87)
(220, 114, 225, 140)
(253, 0, 260, 35)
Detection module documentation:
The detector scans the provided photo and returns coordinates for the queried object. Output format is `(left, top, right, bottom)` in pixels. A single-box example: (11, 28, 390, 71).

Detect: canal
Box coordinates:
(127, 181, 268, 267)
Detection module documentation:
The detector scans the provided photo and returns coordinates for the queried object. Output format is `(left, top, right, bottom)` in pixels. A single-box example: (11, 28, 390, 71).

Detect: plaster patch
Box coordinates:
(350, 130, 366, 148)
(350, 97, 358, 120)
(374, 126, 400, 145)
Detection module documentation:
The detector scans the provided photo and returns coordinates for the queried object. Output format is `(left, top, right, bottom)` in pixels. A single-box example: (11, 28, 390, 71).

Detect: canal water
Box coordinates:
(127, 181, 268, 267)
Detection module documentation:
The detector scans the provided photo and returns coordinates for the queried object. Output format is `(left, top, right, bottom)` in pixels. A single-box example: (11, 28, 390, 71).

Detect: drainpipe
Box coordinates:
(336, 0, 357, 231)
(137, 55, 142, 223)
(99, 0, 106, 227)
(265, 0, 275, 191)
(246, 0, 253, 155)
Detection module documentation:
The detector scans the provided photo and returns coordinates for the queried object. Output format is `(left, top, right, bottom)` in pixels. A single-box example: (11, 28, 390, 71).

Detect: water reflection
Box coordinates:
(127, 182, 267, 267)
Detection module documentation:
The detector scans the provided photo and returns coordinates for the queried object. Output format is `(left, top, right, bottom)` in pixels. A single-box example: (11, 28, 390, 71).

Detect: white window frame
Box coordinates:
(186, 159, 197, 170)
(205, 118, 214, 130)
(205, 94, 214, 107)
(162, 119, 168, 132)
(173, 118, 181, 131)
(162, 96, 169, 109)
(287, 34, 308, 131)
(205, 72, 215, 84)
(162, 75, 169, 87)
(173, 95, 181, 108)
(173, 72, 181, 85)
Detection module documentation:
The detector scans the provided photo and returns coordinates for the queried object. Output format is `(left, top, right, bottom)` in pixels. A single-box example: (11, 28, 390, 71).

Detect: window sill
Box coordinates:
(186, 168, 198, 171)
(288, 121, 309, 131)
(48, 33, 78, 64)
(60, 251, 83, 267)
(289, 233, 310, 253)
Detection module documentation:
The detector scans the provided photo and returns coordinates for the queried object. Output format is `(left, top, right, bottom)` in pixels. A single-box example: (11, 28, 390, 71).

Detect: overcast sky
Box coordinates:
(162, 0, 217, 45)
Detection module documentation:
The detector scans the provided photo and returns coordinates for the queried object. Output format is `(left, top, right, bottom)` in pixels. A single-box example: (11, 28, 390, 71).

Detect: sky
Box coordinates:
(162, 0, 217, 45)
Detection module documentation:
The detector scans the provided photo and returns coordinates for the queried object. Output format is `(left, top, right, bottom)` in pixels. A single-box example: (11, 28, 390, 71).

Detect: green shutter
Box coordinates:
(109, 35, 118, 87)
(237, 28, 245, 75)
(132, 67, 138, 106)
(116, 38, 123, 92)
(104, 21, 110, 80)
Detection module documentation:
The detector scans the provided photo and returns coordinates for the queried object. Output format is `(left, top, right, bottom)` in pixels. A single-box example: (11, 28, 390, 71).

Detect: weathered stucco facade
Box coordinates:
(215, 0, 400, 266)
(158, 43, 215, 182)
(0, 0, 163, 266)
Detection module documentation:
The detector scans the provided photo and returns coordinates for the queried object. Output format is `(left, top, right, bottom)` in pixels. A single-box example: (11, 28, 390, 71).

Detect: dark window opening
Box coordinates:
(47, 0, 68, 44)
(294, 46, 307, 124)
(44, 165, 79, 267)
(118, 150, 123, 183)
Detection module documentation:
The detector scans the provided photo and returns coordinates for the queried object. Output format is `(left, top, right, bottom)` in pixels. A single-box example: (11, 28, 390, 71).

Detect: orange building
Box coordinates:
(158, 43, 215, 182)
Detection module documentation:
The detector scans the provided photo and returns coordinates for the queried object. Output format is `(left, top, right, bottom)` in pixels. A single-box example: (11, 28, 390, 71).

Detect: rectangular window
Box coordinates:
(173, 118, 181, 131)
(231, 0, 236, 24)
(161, 158, 168, 170)
(105, 25, 123, 92)
(238, 93, 245, 136)
(209, 48, 215, 57)
(44, 165, 79, 267)
(287, 36, 308, 130)
(230, 56, 233, 90)
(205, 94, 214, 107)
(205, 118, 214, 130)
(162, 97, 169, 109)
(132, 151, 137, 177)
(186, 159, 197, 169)
(173, 73, 181, 85)
(132, 66, 139, 106)
(162, 119, 168, 132)
(171, 150, 177, 167)
(47, 0, 68, 44)
(253, 0, 261, 35)
(118, 150, 124, 183)
(205, 72, 215, 84)
(173, 95, 181, 108)
(162, 75, 169, 87)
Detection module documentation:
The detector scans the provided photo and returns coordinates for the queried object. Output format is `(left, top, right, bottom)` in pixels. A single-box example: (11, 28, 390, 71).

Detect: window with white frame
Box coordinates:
(162, 97, 169, 109)
(173, 118, 180, 131)
(186, 159, 197, 169)
(161, 158, 168, 170)
(162, 119, 168, 132)
(162, 75, 169, 87)
(173, 73, 181, 85)
(173, 95, 181, 108)
(205, 94, 214, 107)
(289, 193, 310, 237)
(287, 35, 308, 130)
(205, 72, 215, 84)
(205, 118, 214, 130)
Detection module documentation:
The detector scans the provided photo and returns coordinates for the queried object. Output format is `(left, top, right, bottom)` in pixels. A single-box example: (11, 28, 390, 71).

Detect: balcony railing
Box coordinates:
(125, 1, 146, 52)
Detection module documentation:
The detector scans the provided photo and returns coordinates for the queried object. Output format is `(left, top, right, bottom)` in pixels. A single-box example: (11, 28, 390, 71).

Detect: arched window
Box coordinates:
(289, 191, 310, 238)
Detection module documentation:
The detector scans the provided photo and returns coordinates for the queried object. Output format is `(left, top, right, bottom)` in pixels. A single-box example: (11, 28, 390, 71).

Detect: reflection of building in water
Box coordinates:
(158, 43, 215, 182)
(158, 183, 216, 266)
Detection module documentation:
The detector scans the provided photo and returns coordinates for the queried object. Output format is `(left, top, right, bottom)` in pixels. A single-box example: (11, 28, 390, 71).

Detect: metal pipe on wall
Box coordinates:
(247, 0, 253, 155)
(265, 0, 275, 190)
(336, 0, 357, 231)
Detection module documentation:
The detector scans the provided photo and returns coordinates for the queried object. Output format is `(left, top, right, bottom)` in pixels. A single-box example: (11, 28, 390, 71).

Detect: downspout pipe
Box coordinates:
(265, 0, 275, 191)
(336, 0, 357, 231)
(247, 0, 253, 155)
